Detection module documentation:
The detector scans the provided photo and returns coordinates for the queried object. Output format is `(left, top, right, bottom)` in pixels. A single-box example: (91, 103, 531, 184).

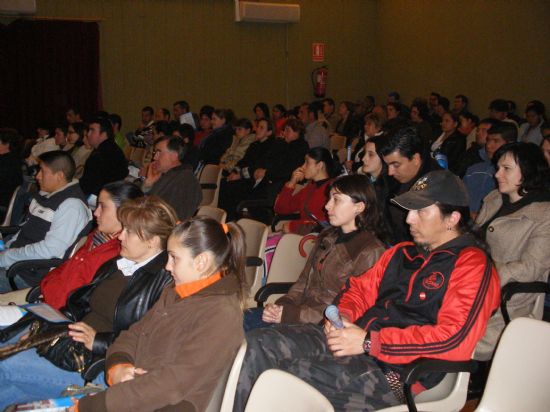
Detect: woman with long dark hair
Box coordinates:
(273, 147, 338, 234)
(476, 142, 550, 360)
(246, 174, 387, 330)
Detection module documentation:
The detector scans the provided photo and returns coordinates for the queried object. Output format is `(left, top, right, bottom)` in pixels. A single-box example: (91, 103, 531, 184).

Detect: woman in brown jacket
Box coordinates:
(246, 174, 387, 329)
(76, 217, 247, 412)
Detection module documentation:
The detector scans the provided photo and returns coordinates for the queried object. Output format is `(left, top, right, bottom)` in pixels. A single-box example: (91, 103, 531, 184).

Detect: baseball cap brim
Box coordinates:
(391, 191, 435, 211)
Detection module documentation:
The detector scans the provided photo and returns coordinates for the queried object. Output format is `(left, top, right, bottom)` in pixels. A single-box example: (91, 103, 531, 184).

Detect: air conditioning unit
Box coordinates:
(235, 1, 300, 24)
(0, 0, 36, 15)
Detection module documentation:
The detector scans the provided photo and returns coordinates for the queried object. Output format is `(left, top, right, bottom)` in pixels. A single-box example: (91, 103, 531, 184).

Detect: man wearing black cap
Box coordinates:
(234, 170, 500, 411)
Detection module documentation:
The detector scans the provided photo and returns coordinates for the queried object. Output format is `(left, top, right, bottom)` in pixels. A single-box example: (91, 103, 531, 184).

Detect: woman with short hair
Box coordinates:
(475, 142, 550, 360)
(0, 196, 178, 408)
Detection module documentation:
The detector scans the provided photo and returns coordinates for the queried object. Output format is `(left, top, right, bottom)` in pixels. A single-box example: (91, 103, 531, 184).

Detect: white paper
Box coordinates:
(24, 303, 72, 323)
(0, 305, 26, 326)
(179, 112, 196, 129)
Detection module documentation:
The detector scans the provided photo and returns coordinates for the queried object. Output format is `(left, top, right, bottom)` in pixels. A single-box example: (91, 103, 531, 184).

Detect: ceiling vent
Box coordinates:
(235, 1, 300, 24)
(0, 0, 36, 15)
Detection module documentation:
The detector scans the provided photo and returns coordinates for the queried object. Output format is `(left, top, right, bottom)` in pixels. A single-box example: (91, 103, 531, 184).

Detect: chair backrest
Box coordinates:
(196, 205, 227, 223)
(205, 340, 247, 412)
(475, 317, 550, 412)
(69, 235, 89, 258)
(376, 371, 470, 412)
(262, 233, 316, 304)
(236, 218, 268, 304)
(1, 185, 22, 226)
(330, 134, 347, 152)
(244, 369, 334, 412)
(199, 164, 222, 207)
(336, 147, 348, 164)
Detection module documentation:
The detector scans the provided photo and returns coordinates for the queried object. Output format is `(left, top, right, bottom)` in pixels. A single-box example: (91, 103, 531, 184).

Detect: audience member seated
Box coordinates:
(335, 101, 361, 143)
(273, 147, 338, 234)
(0, 182, 142, 308)
(384, 101, 408, 132)
(193, 105, 214, 147)
(452, 94, 469, 116)
(302, 100, 330, 149)
(0, 151, 92, 291)
(25, 123, 64, 166)
(542, 133, 550, 166)
(430, 111, 466, 174)
(322, 98, 339, 133)
(142, 135, 201, 221)
(219, 118, 308, 222)
(272, 104, 287, 138)
(456, 116, 495, 178)
(108, 113, 126, 151)
(475, 142, 550, 360)
(65, 107, 83, 125)
(410, 100, 433, 150)
(463, 121, 517, 217)
(458, 111, 479, 151)
(154, 107, 171, 123)
(519, 100, 545, 145)
(65, 122, 92, 179)
(172, 100, 192, 126)
(173, 123, 199, 170)
(345, 113, 384, 173)
(245, 174, 387, 331)
(125, 106, 155, 148)
(489, 98, 518, 128)
(252, 102, 270, 132)
(361, 134, 397, 239)
(198, 108, 234, 168)
(0, 128, 23, 212)
(234, 170, 500, 411)
(75, 217, 245, 412)
(0, 196, 177, 408)
(427, 92, 443, 138)
(80, 117, 128, 197)
(220, 118, 256, 174)
(381, 127, 440, 243)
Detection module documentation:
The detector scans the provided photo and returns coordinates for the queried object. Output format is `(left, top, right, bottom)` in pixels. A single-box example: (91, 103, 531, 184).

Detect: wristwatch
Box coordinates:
(363, 334, 372, 354)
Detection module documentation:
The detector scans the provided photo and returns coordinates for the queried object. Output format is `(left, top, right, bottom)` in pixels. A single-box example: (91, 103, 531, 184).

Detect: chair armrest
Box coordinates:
(82, 357, 105, 384)
(25, 286, 43, 303)
(201, 183, 217, 189)
(6, 258, 63, 291)
(500, 281, 550, 325)
(254, 282, 294, 307)
(246, 256, 263, 268)
(271, 213, 300, 231)
(0, 225, 20, 236)
(400, 358, 478, 412)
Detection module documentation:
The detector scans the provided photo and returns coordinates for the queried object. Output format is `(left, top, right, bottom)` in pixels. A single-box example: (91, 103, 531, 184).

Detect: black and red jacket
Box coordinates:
(337, 234, 500, 369)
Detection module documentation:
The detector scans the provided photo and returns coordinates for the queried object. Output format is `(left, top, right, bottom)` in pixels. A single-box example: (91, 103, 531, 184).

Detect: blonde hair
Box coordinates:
(117, 196, 178, 248)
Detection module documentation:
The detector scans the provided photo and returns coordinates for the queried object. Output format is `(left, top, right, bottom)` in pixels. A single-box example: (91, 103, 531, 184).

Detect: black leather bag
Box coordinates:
(35, 321, 92, 373)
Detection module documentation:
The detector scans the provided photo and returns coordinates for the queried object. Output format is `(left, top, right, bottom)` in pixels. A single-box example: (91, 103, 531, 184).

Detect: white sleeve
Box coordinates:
(0, 198, 92, 268)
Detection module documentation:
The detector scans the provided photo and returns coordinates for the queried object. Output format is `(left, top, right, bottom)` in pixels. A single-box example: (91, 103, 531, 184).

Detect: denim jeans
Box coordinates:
(0, 267, 30, 293)
(0, 338, 105, 409)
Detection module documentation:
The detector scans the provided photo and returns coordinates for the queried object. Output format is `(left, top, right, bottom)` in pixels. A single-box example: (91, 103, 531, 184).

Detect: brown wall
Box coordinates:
(372, 0, 550, 116)
(35, 0, 377, 130)
(33, 0, 550, 129)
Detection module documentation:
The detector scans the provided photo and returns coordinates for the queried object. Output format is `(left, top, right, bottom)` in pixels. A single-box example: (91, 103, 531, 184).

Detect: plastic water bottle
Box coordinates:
(324, 305, 344, 329)
(434, 150, 448, 169)
(0, 232, 4, 252)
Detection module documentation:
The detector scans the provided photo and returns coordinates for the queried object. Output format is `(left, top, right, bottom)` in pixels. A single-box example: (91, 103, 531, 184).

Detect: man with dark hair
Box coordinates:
(456, 117, 495, 178)
(0, 151, 91, 290)
(141, 135, 201, 220)
(453, 94, 469, 115)
(304, 100, 330, 149)
(155, 108, 171, 122)
(463, 120, 518, 217)
(65, 107, 82, 124)
(173, 100, 190, 119)
(387, 91, 400, 104)
(108, 113, 125, 151)
(488, 99, 518, 129)
(234, 169, 500, 412)
(322, 98, 339, 133)
(428, 92, 440, 115)
(380, 127, 441, 243)
(79, 117, 128, 197)
(519, 101, 545, 145)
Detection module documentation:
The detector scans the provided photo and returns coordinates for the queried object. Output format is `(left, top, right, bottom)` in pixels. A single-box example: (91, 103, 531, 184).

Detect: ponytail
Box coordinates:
(170, 216, 248, 307)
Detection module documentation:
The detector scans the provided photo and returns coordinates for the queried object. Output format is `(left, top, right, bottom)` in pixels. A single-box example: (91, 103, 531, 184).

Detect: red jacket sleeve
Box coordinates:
(369, 247, 500, 364)
(337, 246, 402, 322)
(274, 184, 308, 215)
(41, 235, 120, 309)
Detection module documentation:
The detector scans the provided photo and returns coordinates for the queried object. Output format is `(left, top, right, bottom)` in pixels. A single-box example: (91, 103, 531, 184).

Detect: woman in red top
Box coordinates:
(38, 181, 143, 309)
(274, 147, 338, 234)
